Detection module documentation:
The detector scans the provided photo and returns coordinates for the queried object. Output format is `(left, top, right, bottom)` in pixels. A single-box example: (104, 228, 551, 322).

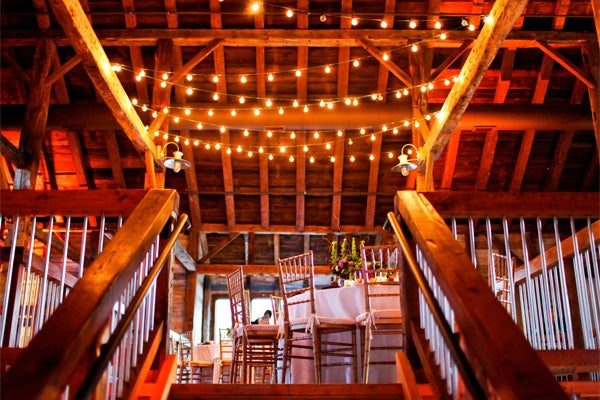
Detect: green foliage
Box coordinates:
(329, 237, 364, 279)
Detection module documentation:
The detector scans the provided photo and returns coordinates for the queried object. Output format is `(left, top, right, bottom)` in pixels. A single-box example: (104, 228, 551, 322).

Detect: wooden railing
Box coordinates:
(1, 189, 184, 399)
(389, 191, 599, 399)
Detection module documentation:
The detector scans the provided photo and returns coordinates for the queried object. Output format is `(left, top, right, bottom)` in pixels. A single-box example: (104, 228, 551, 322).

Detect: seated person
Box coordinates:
(251, 310, 272, 325)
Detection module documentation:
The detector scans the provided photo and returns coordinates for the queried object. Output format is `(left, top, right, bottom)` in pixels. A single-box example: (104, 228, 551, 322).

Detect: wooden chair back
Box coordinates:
(270, 294, 284, 324)
(227, 267, 249, 331)
(277, 251, 316, 323)
(360, 244, 402, 313)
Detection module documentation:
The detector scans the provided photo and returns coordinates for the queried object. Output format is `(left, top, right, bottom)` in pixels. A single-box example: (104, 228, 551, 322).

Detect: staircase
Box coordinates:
(168, 383, 422, 400)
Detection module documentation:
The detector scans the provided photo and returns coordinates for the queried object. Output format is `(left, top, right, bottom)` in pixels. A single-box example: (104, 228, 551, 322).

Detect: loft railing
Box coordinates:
(1, 189, 185, 399)
(388, 191, 599, 400)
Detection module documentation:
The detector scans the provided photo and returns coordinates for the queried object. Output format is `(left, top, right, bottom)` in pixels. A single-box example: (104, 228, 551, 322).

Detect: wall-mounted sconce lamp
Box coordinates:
(161, 142, 191, 173)
(392, 143, 419, 176)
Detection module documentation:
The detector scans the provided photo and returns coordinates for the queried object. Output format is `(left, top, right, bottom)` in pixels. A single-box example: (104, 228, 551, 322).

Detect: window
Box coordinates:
(213, 296, 274, 340)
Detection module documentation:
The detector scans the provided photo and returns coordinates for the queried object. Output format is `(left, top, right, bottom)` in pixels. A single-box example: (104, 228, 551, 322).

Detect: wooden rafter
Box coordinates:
(197, 233, 240, 264)
(509, 130, 535, 192)
(544, 130, 575, 191)
(494, 47, 516, 103)
(14, 39, 53, 190)
(296, 131, 306, 232)
(104, 130, 126, 188)
(440, 130, 461, 190)
(258, 134, 270, 229)
(423, 0, 530, 162)
(535, 40, 596, 89)
(182, 132, 202, 228)
(47, 0, 156, 159)
(67, 131, 95, 189)
(365, 134, 382, 229)
(5, 29, 595, 48)
(474, 128, 498, 191)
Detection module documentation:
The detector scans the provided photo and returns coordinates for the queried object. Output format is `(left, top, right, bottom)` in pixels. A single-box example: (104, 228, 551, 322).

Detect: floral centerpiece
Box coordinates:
(329, 237, 364, 280)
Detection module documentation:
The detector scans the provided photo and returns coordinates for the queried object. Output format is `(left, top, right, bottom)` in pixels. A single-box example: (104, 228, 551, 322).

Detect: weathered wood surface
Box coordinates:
(396, 190, 568, 399)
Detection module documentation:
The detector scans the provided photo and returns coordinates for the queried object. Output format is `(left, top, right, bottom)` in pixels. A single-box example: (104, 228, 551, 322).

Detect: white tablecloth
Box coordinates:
(287, 284, 401, 383)
(193, 343, 221, 383)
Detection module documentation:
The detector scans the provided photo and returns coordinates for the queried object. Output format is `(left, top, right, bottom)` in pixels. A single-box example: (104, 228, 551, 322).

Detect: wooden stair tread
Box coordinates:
(169, 383, 405, 399)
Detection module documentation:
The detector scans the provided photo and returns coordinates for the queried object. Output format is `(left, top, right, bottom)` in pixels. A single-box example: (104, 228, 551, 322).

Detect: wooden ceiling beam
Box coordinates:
(0, 47, 31, 87)
(544, 130, 575, 191)
(295, 131, 306, 232)
(181, 131, 202, 229)
(258, 134, 270, 229)
(493, 47, 516, 103)
(67, 131, 95, 189)
(0, 134, 29, 169)
(148, 38, 223, 135)
(440, 130, 460, 190)
(104, 130, 126, 188)
(197, 233, 240, 264)
(14, 39, 53, 190)
(474, 128, 498, 191)
(331, 131, 344, 231)
(193, 223, 385, 235)
(365, 134, 382, 229)
(423, 0, 530, 162)
(358, 38, 412, 88)
(535, 40, 595, 89)
(429, 39, 473, 82)
(509, 130, 535, 192)
(196, 263, 331, 275)
(3, 29, 593, 48)
(47, 0, 156, 160)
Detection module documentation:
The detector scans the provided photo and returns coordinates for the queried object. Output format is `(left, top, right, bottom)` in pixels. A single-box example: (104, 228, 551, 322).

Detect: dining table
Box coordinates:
(285, 283, 402, 384)
(193, 342, 221, 383)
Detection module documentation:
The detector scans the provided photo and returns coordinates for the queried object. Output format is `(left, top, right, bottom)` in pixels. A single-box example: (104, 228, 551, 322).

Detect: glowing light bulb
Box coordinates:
(186, 87, 193, 95)
(382, 53, 389, 61)
(265, 98, 272, 107)
(197, 122, 203, 129)
(369, 154, 375, 161)
(208, 109, 214, 117)
(313, 131, 319, 139)
(353, 59, 360, 67)
(213, 93, 219, 101)
(254, 108, 260, 116)
(240, 75, 247, 83)
(212, 75, 219, 83)
(243, 129, 249, 136)
(411, 44, 418, 52)
(239, 96, 245, 104)
(325, 65, 331, 73)
(351, 18, 358, 26)
(286, 9, 294, 18)
(409, 20, 417, 29)
(186, 74, 193, 81)
(268, 73, 274, 81)
(440, 32, 447, 40)
(309, 156, 315, 163)
(295, 69, 302, 77)
(162, 73, 168, 80)
(380, 20, 388, 28)
(434, 21, 442, 29)
(111, 64, 122, 72)
(350, 155, 355, 162)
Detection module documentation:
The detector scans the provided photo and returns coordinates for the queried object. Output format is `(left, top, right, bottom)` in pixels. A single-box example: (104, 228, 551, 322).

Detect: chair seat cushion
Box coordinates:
(356, 309, 403, 323)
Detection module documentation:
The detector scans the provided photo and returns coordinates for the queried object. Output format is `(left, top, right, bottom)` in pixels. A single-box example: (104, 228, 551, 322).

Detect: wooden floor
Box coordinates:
(169, 383, 408, 399)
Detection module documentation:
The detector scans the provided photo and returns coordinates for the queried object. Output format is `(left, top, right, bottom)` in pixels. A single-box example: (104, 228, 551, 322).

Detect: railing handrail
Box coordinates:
(1, 189, 180, 400)
(75, 212, 188, 400)
(393, 190, 569, 399)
